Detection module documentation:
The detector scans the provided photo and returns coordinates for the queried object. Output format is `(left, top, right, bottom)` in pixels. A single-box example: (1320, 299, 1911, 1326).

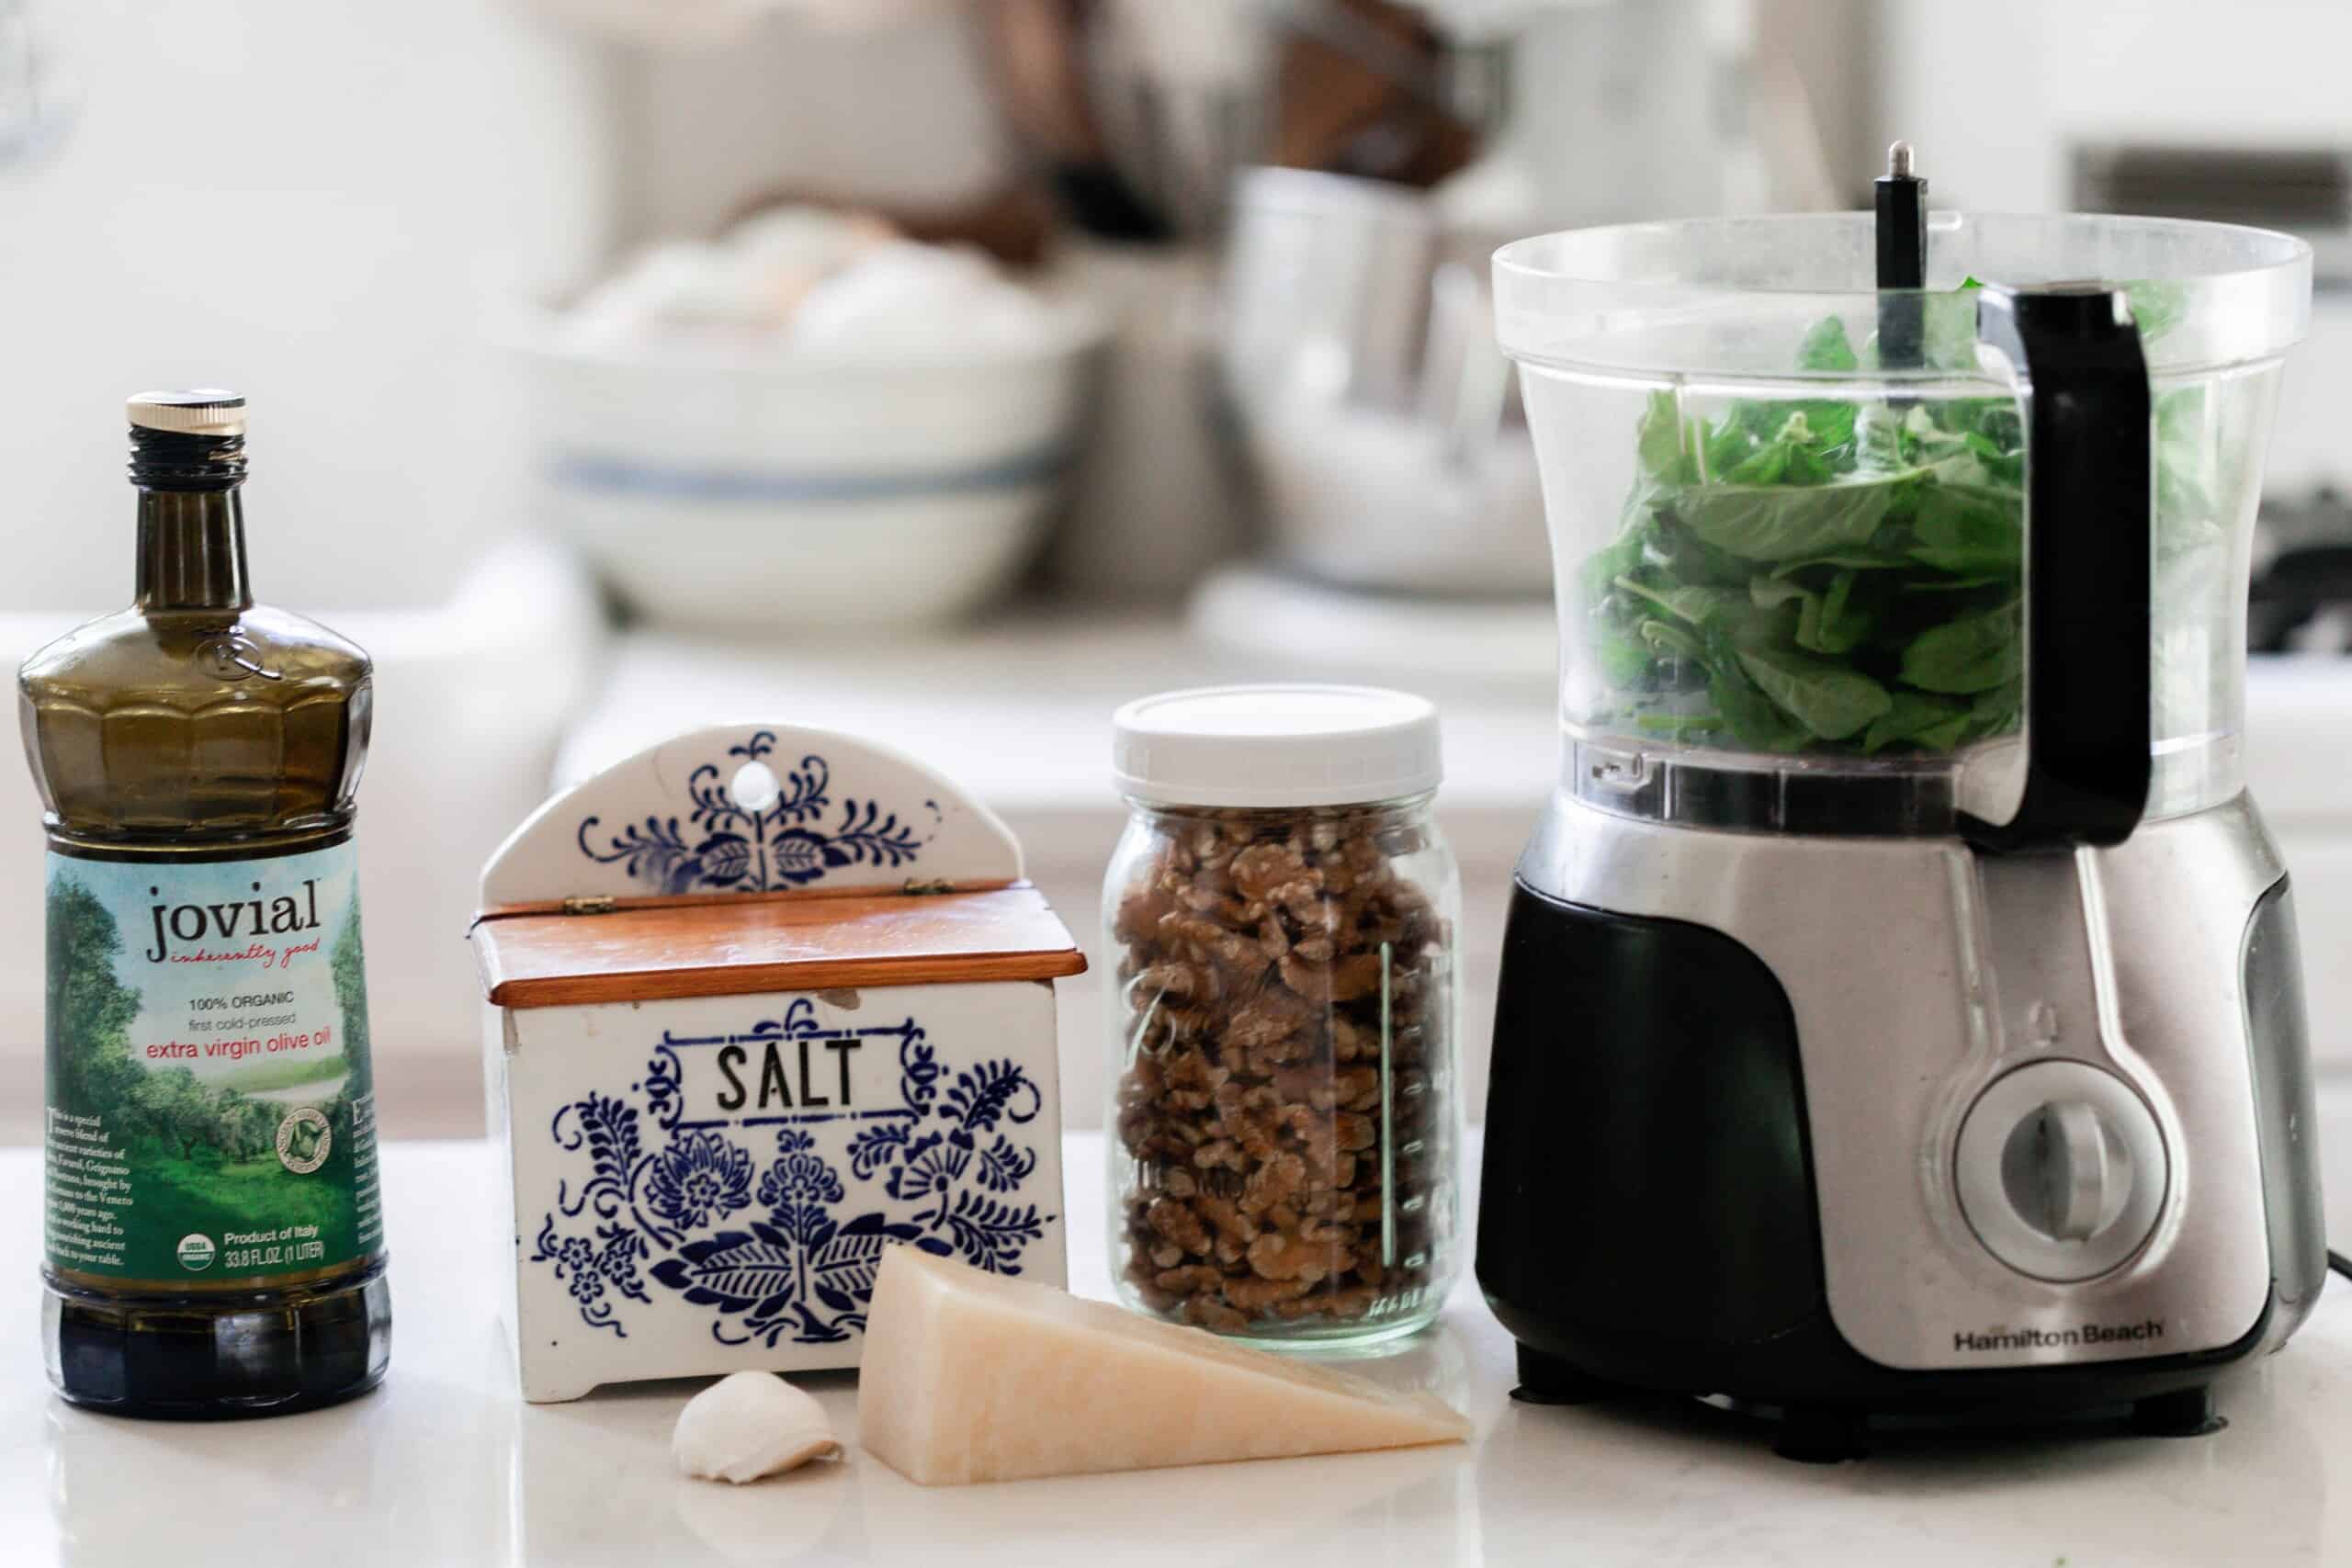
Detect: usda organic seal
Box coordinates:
(275, 1107, 332, 1174)
(176, 1234, 216, 1272)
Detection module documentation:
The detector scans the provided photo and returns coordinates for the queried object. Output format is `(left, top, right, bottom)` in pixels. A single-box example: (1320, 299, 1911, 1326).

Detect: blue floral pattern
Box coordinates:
(643, 1133, 754, 1231)
(575, 730, 941, 895)
(530, 1217, 650, 1336)
(530, 1000, 1051, 1345)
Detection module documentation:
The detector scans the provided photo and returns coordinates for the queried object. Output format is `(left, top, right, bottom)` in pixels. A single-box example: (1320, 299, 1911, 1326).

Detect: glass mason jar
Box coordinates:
(1103, 685, 1462, 1346)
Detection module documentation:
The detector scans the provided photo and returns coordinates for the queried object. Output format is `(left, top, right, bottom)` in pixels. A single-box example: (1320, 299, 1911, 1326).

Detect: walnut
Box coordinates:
(1223, 1276, 1314, 1313)
(1114, 886, 1175, 945)
(1159, 1049, 1227, 1111)
(1227, 989, 1314, 1051)
(1146, 1196, 1211, 1258)
(1193, 1139, 1246, 1173)
(1274, 1283, 1377, 1320)
(1271, 956, 1323, 1003)
(1195, 1190, 1256, 1244)
(1231, 842, 1317, 903)
(1136, 960, 1201, 999)
(1271, 1064, 1338, 1111)
(1257, 917, 1291, 959)
(1243, 1033, 1313, 1074)
(1238, 1150, 1306, 1217)
(1247, 1231, 1334, 1284)
(1153, 1264, 1225, 1296)
(1182, 1294, 1250, 1332)
(1281, 1106, 1338, 1176)
(1112, 800, 1453, 1336)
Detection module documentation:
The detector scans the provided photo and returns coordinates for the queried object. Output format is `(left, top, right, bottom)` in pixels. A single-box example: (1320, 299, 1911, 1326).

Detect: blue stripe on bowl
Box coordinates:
(548, 446, 1072, 502)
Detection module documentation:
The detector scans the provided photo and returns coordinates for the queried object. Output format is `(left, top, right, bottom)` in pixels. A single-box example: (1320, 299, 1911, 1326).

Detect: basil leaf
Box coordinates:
(1639, 619, 1707, 662)
(1862, 690, 1973, 753)
(2126, 279, 2188, 345)
(1597, 623, 1655, 689)
(1770, 547, 1914, 574)
(1962, 430, 2025, 488)
(1721, 434, 1791, 486)
(1619, 576, 1739, 626)
(1695, 620, 1810, 751)
(1968, 684, 2022, 739)
(1799, 316, 1860, 372)
(1705, 664, 1809, 752)
(1717, 409, 1849, 488)
(1921, 279, 1984, 370)
(1804, 570, 1873, 656)
(1676, 471, 1911, 561)
(1902, 574, 2009, 593)
(1644, 513, 1757, 587)
(2154, 384, 2221, 554)
(1804, 400, 1859, 453)
(1702, 423, 1755, 479)
(1906, 484, 2022, 576)
(1900, 600, 2023, 694)
(1792, 321, 1862, 449)
(1635, 711, 1724, 737)
(1580, 531, 1647, 604)
(1736, 644, 1894, 740)
(1855, 403, 1907, 470)
(1748, 571, 1872, 657)
(1637, 390, 1687, 480)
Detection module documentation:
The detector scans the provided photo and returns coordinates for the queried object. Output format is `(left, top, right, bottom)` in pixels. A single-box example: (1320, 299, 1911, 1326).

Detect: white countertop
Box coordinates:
(10, 1135, 2352, 1568)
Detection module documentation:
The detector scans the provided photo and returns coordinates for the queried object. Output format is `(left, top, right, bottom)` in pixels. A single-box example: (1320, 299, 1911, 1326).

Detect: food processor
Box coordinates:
(1476, 149, 2326, 1459)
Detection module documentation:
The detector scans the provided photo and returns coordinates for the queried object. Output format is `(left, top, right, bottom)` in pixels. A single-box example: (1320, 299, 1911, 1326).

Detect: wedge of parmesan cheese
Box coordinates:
(857, 1247, 1472, 1485)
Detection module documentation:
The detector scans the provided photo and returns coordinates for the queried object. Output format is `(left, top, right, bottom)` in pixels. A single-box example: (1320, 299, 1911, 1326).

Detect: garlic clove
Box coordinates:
(673, 1371, 845, 1484)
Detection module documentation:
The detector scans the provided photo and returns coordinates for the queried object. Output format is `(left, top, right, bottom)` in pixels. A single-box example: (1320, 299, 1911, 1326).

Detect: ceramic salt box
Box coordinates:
(470, 723, 1084, 1403)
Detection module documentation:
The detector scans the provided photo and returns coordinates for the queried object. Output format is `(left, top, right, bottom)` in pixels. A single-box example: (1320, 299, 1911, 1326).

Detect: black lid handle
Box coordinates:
(1963, 286, 2154, 852)
(1875, 141, 1928, 364)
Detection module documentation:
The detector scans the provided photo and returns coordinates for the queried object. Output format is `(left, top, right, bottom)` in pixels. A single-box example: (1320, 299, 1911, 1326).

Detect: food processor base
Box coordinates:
(1507, 1344, 1629, 1408)
(1770, 1406, 1871, 1465)
(1507, 1339, 2237, 1462)
(1478, 794, 2327, 1452)
(2130, 1385, 2226, 1439)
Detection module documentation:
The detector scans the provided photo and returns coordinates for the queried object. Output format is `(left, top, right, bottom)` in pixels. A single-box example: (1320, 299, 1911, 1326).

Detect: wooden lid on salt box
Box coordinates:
(469, 724, 1085, 1010)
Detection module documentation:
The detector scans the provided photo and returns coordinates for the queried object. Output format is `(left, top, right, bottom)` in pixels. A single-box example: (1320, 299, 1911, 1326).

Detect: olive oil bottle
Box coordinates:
(19, 391, 390, 1416)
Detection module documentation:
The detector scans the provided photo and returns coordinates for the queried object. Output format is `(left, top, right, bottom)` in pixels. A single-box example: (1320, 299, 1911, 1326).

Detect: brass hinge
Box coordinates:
(900, 878, 956, 897)
(560, 895, 617, 916)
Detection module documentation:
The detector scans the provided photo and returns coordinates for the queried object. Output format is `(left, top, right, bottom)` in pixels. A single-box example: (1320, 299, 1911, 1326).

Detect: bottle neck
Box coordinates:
(135, 486, 253, 613)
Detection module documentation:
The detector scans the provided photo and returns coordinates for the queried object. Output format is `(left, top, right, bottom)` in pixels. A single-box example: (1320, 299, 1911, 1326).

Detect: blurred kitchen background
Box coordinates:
(4, 0, 2352, 1201)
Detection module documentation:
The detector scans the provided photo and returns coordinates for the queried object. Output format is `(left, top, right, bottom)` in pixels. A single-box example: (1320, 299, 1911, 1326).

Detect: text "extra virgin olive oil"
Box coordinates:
(18, 391, 390, 1416)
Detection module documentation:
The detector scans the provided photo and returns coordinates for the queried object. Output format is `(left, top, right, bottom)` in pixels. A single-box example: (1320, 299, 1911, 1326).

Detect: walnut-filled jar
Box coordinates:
(1104, 685, 1461, 1345)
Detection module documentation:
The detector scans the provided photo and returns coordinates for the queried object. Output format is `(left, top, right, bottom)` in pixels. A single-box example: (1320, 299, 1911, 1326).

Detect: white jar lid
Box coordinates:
(1111, 683, 1442, 809)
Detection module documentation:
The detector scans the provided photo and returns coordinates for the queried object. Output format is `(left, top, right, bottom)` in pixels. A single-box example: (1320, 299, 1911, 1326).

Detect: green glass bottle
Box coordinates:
(18, 391, 390, 1416)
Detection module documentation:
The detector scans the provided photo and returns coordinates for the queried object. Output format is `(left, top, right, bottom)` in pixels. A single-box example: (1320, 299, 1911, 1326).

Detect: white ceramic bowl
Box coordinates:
(502, 303, 1103, 630)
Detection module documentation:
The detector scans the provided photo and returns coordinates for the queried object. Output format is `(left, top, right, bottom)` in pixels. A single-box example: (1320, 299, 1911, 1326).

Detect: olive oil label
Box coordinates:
(42, 842, 381, 1284)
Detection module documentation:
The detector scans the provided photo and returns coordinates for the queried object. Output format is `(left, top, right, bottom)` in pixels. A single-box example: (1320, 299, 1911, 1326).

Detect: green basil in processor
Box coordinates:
(1579, 280, 2206, 756)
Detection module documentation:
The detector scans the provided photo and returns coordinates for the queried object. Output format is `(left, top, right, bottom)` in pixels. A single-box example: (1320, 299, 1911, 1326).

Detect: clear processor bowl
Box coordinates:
(1494, 212, 2310, 834)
